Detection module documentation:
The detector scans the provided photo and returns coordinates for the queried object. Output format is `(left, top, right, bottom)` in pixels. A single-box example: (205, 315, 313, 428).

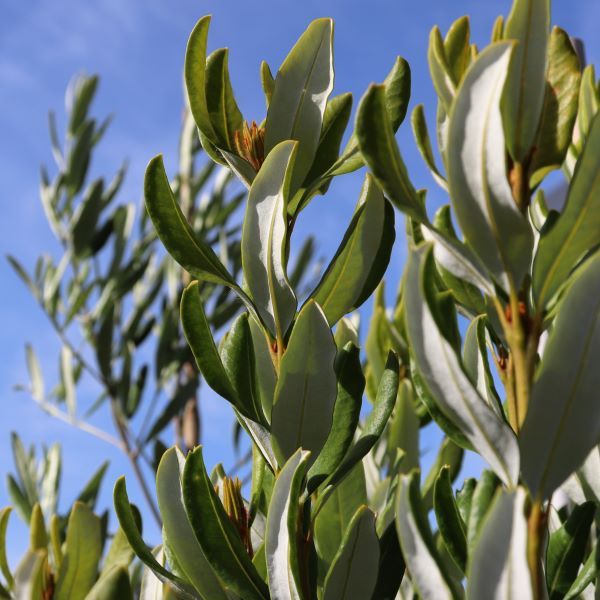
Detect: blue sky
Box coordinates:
(1, 0, 599, 561)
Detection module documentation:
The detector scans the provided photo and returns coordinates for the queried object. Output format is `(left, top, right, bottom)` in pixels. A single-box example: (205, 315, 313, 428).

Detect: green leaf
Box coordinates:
(86, 567, 133, 600)
(444, 16, 472, 84)
(25, 344, 44, 402)
(533, 113, 600, 308)
(10, 433, 37, 509)
(309, 174, 395, 326)
(180, 281, 239, 406)
(184, 16, 216, 140)
(0, 508, 13, 589)
(502, 0, 550, 162)
(356, 85, 424, 221)
(205, 48, 244, 152)
(371, 523, 405, 600)
(60, 346, 76, 418)
(447, 42, 533, 290)
(422, 437, 463, 509)
(248, 316, 277, 423)
(386, 379, 420, 473)
(260, 61, 274, 107)
(68, 74, 98, 135)
(547, 502, 595, 599)
(406, 245, 519, 486)
(466, 470, 500, 551)
(156, 448, 227, 599)
(428, 26, 456, 112)
(315, 463, 367, 567)
(182, 447, 268, 600)
(322, 507, 380, 600)
(325, 350, 399, 490)
(564, 542, 600, 600)
(29, 504, 47, 551)
(54, 502, 102, 600)
(271, 301, 337, 466)
(113, 477, 198, 599)
(75, 460, 109, 509)
(521, 252, 600, 500)
(530, 27, 581, 183)
(72, 179, 104, 258)
(242, 140, 298, 339)
(411, 104, 447, 190)
(395, 471, 462, 599)
(12, 549, 46, 600)
(307, 343, 364, 492)
(466, 489, 533, 600)
(220, 313, 267, 425)
(265, 18, 334, 193)
(265, 449, 311, 599)
(102, 521, 137, 575)
(434, 466, 467, 574)
(145, 155, 241, 293)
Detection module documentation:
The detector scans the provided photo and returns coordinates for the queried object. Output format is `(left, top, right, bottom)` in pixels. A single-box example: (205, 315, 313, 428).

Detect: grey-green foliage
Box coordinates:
(8, 0, 600, 598)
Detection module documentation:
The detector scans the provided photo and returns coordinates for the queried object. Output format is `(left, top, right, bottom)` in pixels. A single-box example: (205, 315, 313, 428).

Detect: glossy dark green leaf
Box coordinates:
(184, 16, 216, 140)
(564, 542, 600, 599)
(113, 477, 197, 599)
(371, 523, 405, 600)
(180, 281, 239, 406)
(157, 448, 227, 599)
(322, 507, 379, 600)
(434, 466, 467, 573)
(530, 27, 581, 184)
(145, 155, 237, 288)
(325, 350, 399, 489)
(396, 470, 462, 599)
(502, 0, 550, 161)
(307, 343, 363, 492)
(309, 174, 395, 326)
(265, 450, 310, 599)
(411, 104, 447, 189)
(521, 252, 600, 499)
(205, 48, 244, 152)
(242, 140, 297, 339)
(356, 85, 424, 221)
(72, 179, 104, 258)
(220, 313, 267, 425)
(315, 463, 367, 567)
(533, 113, 600, 308)
(547, 502, 595, 599)
(466, 489, 532, 599)
(271, 301, 337, 466)
(405, 245, 519, 486)
(182, 447, 268, 600)
(54, 502, 102, 600)
(265, 18, 334, 193)
(447, 43, 533, 290)
(466, 470, 500, 550)
(86, 567, 133, 600)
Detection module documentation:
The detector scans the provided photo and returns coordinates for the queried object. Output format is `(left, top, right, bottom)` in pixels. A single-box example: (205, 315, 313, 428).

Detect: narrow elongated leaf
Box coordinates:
(181, 281, 239, 405)
(521, 252, 600, 500)
(310, 174, 395, 325)
(113, 478, 198, 599)
(434, 466, 467, 573)
(447, 42, 533, 289)
(185, 16, 216, 140)
(145, 155, 236, 287)
(265, 18, 334, 193)
(265, 449, 311, 600)
(356, 85, 424, 221)
(564, 542, 600, 600)
(502, 0, 549, 161)
(411, 104, 448, 189)
(242, 140, 298, 338)
(466, 488, 532, 599)
(248, 317, 277, 423)
(0, 508, 13, 589)
(86, 567, 133, 600)
(395, 471, 462, 600)
(60, 346, 76, 417)
(323, 507, 380, 600)
(533, 113, 600, 308)
(307, 343, 363, 492)
(530, 27, 581, 182)
(29, 504, 47, 551)
(405, 245, 519, 486)
(54, 502, 102, 600)
(444, 16, 471, 84)
(326, 351, 399, 490)
(12, 549, 46, 600)
(182, 447, 268, 600)
(466, 470, 500, 550)
(157, 448, 227, 599)
(547, 502, 595, 599)
(422, 437, 464, 509)
(271, 301, 336, 466)
(315, 463, 367, 567)
(220, 313, 267, 425)
(205, 48, 244, 151)
(428, 26, 456, 112)
(25, 344, 44, 402)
